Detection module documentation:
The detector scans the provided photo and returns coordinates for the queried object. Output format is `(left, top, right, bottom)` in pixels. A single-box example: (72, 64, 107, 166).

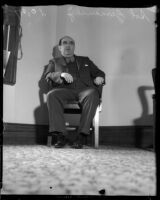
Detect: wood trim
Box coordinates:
(3, 123, 153, 147)
(3, 123, 48, 145)
(99, 125, 153, 148)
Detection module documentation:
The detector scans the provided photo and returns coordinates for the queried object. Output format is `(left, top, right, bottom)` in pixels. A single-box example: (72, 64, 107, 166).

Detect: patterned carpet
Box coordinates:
(1, 145, 156, 196)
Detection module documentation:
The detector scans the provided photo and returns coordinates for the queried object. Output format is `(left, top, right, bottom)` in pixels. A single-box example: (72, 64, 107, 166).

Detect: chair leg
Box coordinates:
(90, 124, 94, 146)
(47, 135, 52, 147)
(93, 106, 100, 148)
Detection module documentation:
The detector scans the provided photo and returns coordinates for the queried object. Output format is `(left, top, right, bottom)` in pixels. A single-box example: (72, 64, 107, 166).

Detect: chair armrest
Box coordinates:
(98, 101, 102, 112)
(96, 84, 104, 99)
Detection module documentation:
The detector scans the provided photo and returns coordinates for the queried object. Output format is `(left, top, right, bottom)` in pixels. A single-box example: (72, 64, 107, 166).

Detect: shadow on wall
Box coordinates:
(34, 65, 50, 144)
(120, 47, 140, 75)
(133, 85, 154, 148)
(34, 46, 61, 144)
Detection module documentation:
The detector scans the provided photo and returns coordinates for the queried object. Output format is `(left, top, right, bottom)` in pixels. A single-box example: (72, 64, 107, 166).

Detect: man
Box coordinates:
(44, 36, 105, 148)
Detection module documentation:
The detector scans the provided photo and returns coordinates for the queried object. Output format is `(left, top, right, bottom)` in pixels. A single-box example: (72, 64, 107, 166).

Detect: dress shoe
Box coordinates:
(71, 132, 86, 149)
(71, 142, 83, 149)
(54, 141, 66, 148)
(54, 132, 66, 148)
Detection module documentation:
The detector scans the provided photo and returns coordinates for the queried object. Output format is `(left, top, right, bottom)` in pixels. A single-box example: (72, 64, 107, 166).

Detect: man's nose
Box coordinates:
(66, 44, 71, 48)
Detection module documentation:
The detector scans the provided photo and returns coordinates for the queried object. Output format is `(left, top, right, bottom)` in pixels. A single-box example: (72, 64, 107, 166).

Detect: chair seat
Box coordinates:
(64, 101, 82, 114)
(64, 101, 80, 109)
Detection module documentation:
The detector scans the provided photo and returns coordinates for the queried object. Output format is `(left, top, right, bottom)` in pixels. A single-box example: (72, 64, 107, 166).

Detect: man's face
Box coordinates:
(58, 37, 75, 57)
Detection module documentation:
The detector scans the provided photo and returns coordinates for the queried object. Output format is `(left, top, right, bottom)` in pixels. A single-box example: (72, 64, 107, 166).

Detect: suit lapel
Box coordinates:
(54, 55, 84, 72)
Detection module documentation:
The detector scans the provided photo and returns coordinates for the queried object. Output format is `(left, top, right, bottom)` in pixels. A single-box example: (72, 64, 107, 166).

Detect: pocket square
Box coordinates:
(84, 64, 88, 67)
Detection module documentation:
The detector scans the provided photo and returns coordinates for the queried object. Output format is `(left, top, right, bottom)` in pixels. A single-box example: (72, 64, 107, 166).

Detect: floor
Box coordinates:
(1, 145, 156, 196)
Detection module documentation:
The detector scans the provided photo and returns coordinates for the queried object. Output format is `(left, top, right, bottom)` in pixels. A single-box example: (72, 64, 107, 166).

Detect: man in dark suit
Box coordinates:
(44, 36, 105, 148)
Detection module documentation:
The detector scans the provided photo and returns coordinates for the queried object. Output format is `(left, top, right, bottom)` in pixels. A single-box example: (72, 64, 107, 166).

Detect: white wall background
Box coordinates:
(3, 5, 156, 126)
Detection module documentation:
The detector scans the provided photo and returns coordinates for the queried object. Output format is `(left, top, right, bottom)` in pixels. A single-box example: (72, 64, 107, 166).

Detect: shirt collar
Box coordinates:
(64, 55, 75, 63)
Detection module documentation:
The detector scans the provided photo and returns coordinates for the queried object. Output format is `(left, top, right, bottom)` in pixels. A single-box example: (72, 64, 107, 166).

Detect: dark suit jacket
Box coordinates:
(43, 55, 105, 96)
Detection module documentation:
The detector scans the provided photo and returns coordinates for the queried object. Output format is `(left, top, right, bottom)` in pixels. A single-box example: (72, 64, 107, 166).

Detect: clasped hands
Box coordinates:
(61, 72, 104, 85)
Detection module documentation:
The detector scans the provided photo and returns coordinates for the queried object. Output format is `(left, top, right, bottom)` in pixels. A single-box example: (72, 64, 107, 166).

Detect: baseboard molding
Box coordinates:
(2, 123, 153, 147)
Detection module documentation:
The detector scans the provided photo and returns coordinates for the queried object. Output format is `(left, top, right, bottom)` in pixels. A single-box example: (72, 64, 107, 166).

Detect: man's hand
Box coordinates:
(94, 77, 104, 85)
(61, 72, 73, 83)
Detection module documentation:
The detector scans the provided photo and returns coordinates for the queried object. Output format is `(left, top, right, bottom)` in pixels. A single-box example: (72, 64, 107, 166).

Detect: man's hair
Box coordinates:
(58, 36, 75, 46)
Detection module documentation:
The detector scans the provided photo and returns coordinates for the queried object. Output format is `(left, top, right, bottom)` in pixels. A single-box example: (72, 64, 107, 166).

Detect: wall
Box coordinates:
(3, 5, 156, 126)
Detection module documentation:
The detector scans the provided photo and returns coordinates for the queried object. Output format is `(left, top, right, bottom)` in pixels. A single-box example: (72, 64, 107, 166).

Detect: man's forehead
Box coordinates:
(61, 37, 75, 43)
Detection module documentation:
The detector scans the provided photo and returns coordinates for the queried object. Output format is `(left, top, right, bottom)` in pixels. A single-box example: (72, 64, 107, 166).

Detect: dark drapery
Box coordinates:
(3, 5, 22, 85)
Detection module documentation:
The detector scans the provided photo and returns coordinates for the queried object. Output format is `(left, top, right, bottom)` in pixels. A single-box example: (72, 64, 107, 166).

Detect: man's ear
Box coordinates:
(58, 45, 62, 52)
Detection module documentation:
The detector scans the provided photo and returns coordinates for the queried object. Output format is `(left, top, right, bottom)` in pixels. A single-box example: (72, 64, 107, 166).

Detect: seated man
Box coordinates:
(44, 36, 105, 148)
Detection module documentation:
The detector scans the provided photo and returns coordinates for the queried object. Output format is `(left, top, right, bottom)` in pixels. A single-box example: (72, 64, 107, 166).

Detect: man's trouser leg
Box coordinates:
(78, 88, 100, 135)
(46, 88, 76, 135)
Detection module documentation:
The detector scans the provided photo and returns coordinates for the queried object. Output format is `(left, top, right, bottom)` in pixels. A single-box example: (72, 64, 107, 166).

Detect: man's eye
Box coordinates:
(62, 41, 74, 45)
